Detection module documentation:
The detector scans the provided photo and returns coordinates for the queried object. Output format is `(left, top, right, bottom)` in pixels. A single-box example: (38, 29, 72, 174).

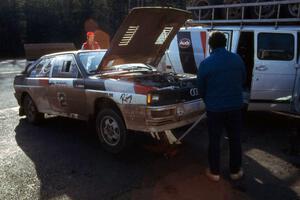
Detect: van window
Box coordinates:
(257, 33, 294, 61)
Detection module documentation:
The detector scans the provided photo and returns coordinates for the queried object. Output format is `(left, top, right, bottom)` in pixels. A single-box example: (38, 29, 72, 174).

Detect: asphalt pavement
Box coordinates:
(0, 60, 299, 200)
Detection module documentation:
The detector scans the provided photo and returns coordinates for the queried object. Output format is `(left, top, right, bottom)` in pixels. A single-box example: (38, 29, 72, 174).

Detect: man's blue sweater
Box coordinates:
(197, 48, 246, 112)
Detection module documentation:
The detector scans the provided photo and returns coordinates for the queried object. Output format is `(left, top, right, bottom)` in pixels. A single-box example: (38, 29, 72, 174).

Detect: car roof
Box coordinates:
(41, 49, 107, 58)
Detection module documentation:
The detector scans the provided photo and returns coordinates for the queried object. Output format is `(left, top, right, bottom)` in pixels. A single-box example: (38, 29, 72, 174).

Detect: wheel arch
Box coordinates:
(93, 97, 125, 124)
(20, 91, 31, 106)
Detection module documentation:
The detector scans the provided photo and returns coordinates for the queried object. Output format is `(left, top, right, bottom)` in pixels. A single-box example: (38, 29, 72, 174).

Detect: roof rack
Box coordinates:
(186, 0, 300, 27)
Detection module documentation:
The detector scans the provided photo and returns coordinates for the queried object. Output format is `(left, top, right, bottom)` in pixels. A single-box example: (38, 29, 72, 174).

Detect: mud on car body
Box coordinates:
(14, 7, 204, 153)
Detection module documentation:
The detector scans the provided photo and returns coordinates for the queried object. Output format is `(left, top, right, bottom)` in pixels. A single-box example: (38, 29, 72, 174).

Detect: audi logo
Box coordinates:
(190, 88, 199, 97)
(179, 38, 191, 49)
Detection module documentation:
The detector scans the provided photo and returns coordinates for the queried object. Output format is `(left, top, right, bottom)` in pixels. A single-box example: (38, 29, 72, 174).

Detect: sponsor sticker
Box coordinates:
(179, 38, 191, 49)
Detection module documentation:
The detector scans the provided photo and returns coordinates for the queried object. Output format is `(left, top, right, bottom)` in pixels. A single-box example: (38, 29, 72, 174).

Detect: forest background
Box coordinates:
(0, 0, 188, 57)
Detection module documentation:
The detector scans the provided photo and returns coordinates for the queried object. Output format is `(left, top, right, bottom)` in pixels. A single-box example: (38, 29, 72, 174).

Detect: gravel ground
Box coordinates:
(0, 60, 299, 200)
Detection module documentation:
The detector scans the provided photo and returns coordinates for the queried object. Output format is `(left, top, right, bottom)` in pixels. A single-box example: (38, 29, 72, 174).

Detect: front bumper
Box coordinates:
(122, 99, 204, 133)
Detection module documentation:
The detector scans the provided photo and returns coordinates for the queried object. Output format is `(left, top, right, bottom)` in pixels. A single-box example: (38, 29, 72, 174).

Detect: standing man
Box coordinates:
(81, 32, 101, 50)
(197, 31, 246, 182)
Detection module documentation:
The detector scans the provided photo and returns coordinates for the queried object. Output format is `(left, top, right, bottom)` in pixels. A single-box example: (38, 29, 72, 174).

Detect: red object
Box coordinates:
(82, 41, 101, 50)
(86, 32, 95, 37)
(134, 84, 157, 95)
(200, 31, 207, 58)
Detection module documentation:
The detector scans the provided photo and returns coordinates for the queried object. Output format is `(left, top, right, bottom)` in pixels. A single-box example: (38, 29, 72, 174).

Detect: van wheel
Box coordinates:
(96, 109, 127, 154)
(23, 95, 44, 124)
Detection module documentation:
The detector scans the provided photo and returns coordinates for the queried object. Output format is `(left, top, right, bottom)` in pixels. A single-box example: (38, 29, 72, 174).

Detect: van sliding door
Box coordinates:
(291, 32, 300, 113)
(249, 31, 298, 111)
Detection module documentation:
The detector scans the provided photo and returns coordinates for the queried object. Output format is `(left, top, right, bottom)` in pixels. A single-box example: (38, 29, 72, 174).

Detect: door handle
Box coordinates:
(255, 65, 268, 71)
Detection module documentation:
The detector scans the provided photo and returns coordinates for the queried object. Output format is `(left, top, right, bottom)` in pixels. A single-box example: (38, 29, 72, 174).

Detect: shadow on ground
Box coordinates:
(15, 112, 299, 200)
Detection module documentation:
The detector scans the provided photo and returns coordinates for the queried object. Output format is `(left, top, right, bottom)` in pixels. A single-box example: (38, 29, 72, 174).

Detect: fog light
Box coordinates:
(176, 106, 185, 116)
(151, 109, 173, 118)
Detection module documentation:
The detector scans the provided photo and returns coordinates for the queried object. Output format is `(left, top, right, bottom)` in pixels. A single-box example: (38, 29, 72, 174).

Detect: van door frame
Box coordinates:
(248, 30, 298, 112)
(291, 32, 300, 113)
(205, 29, 234, 56)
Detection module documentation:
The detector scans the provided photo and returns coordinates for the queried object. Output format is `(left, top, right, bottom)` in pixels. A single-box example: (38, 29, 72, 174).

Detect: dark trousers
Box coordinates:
(207, 109, 242, 175)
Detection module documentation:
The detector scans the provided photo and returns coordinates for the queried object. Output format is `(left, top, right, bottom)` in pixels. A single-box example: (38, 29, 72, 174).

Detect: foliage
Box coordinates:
(0, 0, 187, 57)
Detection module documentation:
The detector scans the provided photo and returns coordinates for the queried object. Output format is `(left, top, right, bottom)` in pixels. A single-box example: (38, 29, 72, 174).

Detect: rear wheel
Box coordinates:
(96, 109, 128, 154)
(23, 95, 44, 124)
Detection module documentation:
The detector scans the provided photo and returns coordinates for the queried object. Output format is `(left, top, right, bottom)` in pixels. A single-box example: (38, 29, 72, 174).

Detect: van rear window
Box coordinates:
(257, 33, 294, 61)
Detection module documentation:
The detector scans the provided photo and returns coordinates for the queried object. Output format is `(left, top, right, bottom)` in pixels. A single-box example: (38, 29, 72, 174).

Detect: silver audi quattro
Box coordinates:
(14, 7, 204, 153)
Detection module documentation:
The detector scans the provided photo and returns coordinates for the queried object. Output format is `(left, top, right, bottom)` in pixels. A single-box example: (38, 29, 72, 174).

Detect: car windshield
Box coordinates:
(78, 52, 104, 74)
(79, 52, 155, 74)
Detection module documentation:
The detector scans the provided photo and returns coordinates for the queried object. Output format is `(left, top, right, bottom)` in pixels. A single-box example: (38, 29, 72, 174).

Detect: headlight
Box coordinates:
(147, 94, 159, 104)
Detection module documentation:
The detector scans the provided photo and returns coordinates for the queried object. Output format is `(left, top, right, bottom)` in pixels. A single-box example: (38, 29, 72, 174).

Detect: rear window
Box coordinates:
(29, 58, 52, 77)
(257, 33, 294, 61)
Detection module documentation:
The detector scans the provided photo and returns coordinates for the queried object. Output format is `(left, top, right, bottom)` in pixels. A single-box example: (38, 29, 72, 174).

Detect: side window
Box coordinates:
(29, 58, 52, 77)
(52, 55, 80, 78)
(257, 33, 294, 61)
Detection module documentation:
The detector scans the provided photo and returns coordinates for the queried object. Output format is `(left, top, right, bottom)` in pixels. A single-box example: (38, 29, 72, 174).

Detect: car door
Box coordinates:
(26, 57, 53, 113)
(249, 31, 298, 111)
(48, 54, 87, 119)
(291, 32, 300, 113)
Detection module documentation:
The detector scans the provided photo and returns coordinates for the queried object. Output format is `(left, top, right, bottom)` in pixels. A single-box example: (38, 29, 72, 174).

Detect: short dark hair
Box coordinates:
(208, 31, 227, 50)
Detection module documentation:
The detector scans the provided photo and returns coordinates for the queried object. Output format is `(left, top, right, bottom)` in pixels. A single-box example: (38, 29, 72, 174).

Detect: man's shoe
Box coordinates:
(230, 169, 244, 181)
(205, 168, 220, 182)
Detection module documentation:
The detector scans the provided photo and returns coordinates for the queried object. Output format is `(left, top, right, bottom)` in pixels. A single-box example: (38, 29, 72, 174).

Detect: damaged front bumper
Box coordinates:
(122, 99, 204, 133)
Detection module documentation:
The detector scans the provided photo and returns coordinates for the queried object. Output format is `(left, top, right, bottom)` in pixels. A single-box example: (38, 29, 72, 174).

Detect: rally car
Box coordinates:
(14, 7, 204, 153)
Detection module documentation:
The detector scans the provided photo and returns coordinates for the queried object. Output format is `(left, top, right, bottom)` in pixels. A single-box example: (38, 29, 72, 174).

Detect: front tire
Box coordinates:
(96, 109, 128, 154)
(23, 95, 44, 124)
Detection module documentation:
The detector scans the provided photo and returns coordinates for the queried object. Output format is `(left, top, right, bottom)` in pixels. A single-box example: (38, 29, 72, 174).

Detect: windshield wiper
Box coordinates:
(132, 66, 153, 71)
(88, 69, 100, 74)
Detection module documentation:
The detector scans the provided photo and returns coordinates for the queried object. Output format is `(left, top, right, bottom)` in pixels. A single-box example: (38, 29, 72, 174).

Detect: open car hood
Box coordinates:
(98, 7, 191, 71)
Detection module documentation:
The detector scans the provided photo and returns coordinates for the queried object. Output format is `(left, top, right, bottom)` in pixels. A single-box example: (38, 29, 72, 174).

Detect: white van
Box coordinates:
(164, 1, 300, 115)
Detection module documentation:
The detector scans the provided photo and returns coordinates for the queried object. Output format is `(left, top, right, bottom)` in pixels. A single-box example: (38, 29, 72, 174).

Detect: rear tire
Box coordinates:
(96, 109, 128, 154)
(23, 95, 44, 124)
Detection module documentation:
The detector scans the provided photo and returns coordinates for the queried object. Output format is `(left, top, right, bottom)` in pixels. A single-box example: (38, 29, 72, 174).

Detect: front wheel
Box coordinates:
(23, 95, 44, 124)
(96, 109, 128, 154)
